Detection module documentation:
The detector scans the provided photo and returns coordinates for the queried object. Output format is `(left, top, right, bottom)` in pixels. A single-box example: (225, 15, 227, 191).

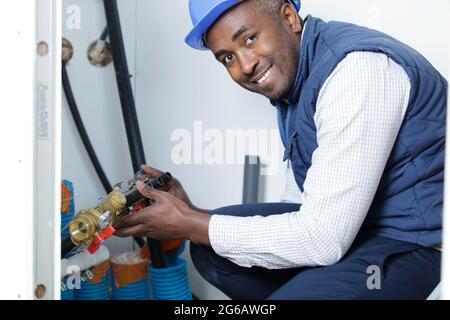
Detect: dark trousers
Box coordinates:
(190, 203, 441, 300)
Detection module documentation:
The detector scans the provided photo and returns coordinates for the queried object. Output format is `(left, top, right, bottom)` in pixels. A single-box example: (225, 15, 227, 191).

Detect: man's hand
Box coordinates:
(115, 180, 211, 246)
(138, 165, 205, 212)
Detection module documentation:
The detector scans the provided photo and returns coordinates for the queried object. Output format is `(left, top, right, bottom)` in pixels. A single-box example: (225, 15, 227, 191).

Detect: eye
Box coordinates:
(223, 54, 235, 65)
(245, 34, 257, 46)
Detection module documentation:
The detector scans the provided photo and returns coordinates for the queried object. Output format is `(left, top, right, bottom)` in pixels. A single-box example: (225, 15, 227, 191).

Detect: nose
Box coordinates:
(238, 50, 259, 78)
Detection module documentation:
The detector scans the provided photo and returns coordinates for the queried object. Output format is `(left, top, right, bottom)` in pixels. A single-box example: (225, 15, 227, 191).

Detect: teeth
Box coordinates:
(257, 67, 272, 84)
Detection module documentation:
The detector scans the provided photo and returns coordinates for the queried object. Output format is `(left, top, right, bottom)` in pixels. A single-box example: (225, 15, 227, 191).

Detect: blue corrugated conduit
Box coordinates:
(74, 269, 111, 300)
(61, 277, 75, 301)
(149, 258, 192, 300)
(112, 277, 150, 300)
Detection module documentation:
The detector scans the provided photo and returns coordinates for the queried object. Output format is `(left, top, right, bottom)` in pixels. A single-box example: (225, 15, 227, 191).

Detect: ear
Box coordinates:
(281, 3, 302, 33)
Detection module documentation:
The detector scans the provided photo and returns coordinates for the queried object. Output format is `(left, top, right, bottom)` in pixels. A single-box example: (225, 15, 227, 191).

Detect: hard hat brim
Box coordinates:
(185, 0, 240, 51)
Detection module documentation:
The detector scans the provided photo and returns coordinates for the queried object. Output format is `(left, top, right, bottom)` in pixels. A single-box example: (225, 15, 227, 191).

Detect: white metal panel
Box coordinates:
(35, 0, 61, 300)
(0, 0, 36, 299)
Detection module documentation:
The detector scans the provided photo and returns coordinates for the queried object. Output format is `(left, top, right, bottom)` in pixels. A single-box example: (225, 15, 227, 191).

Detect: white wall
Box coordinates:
(301, 0, 449, 78)
(62, 0, 449, 300)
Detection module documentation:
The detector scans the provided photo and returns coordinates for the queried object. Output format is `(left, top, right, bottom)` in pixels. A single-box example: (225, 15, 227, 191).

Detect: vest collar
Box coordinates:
(271, 15, 320, 106)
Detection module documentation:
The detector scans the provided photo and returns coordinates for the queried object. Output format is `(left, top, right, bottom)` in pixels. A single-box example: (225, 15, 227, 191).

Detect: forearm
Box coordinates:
(186, 209, 211, 246)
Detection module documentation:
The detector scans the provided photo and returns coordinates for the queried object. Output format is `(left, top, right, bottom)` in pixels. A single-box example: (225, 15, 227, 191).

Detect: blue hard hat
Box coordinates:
(185, 0, 301, 50)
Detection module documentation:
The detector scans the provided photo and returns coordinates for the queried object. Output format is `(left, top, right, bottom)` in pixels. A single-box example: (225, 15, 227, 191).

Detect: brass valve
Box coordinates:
(68, 187, 126, 246)
(62, 171, 172, 257)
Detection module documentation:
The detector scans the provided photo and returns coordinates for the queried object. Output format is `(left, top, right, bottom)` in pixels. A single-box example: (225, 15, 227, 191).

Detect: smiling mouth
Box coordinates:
(254, 66, 273, 85)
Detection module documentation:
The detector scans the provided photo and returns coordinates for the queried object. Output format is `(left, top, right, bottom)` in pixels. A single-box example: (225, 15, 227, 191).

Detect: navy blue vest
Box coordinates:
(276, 16, 447, 247)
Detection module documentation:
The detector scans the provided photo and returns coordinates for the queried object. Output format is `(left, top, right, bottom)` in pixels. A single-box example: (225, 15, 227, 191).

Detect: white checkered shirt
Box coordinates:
(208, 51, 411, 269)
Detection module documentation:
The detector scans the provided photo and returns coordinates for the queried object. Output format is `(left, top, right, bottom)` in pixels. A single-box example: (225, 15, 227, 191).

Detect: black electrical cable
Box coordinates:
(102, 0, 146, 171)
(100, 26, 109, 41)
(62, 63, 145, 257)
(62, 64, 113, 193)
(103, 0, 166, 268)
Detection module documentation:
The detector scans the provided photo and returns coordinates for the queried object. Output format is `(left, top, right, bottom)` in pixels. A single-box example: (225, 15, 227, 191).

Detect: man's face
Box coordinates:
(205, 1, 302, 101)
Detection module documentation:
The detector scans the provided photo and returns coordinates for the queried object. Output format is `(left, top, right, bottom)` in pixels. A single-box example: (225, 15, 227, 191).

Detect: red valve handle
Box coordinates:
(87, 200, 147, 254)
(87, 225, 116, 254)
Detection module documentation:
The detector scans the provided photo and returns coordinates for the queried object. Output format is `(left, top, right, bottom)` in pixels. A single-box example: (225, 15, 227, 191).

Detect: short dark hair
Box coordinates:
(249, 0, 290, 17)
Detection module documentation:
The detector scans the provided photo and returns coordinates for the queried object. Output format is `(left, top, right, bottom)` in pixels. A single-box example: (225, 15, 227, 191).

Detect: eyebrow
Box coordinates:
(213, 24, 255, 60)
(214, 50, 227, 60)
(232, 24, 255, 41)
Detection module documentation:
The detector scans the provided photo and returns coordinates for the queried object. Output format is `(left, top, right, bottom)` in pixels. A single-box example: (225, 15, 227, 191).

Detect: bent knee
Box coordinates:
(189, 242, 221, 286)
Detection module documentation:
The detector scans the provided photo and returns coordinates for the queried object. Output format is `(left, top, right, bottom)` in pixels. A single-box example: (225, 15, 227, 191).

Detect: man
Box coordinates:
(115, 0, 446, 299)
